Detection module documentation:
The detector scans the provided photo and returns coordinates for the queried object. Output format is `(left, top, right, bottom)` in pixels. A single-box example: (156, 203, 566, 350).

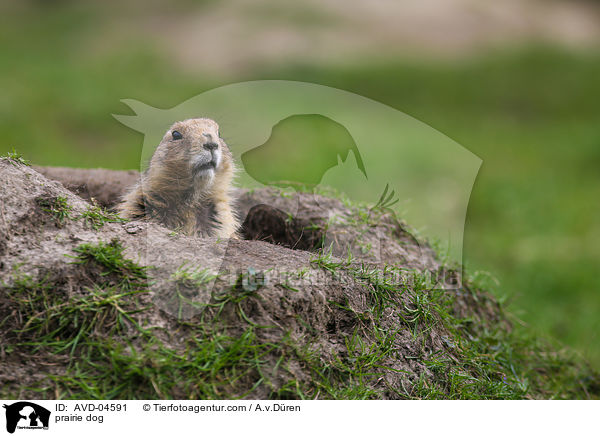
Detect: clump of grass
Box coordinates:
(170, 263, 216, 289)
(49, 326, 283, 400)
(1, 268, 54, 334)
(369, 183, 399, 216)
(2, 149, 30, 166)
(310, 245, 351, 274)
(79, 199, 127, 230)
(36, 195, 74, 226)
(165, 263, 218, 320)
(203, 268, 270, 326)
(16, 283, 146, 355)
(4, 269, 153, 397)
(32, 193, 126, 230)
(72, 239, 147, 290)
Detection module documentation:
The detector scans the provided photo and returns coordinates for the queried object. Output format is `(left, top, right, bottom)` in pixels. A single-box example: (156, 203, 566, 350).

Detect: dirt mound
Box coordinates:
(33, 166, 139, 210)
(1, 159, 596, 399)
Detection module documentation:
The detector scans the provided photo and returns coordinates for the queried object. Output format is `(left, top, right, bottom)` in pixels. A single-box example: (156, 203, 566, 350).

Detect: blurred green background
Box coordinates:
(1, 1, 599, 365)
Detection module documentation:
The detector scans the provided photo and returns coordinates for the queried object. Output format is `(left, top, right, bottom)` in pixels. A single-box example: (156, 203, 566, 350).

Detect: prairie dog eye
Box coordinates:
(172, 130, 183, 140)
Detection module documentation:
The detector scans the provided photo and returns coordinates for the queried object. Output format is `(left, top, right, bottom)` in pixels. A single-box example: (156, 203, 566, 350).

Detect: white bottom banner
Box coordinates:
(0, 400, 595, 435)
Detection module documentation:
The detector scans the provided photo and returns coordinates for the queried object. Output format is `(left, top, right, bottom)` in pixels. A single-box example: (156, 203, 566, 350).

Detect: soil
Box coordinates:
(0, 160, 507, 399)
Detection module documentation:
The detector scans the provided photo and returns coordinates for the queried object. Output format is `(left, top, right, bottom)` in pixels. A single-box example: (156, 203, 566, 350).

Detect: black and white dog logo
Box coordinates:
(3, 402, 50, 434)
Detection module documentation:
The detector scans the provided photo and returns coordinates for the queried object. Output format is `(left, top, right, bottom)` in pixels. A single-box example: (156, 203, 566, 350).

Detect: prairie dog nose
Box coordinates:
(203, 142, 218, 151)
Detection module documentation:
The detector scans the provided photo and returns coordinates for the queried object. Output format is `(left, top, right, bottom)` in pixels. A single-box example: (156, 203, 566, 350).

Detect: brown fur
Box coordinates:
(118, 118, 239, 238)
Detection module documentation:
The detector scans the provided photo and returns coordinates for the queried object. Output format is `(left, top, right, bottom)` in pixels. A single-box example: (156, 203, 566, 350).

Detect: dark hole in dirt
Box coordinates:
(326, 320, 337, 334)
(0, 238, 7, 258)
(241, 204, 324, 251)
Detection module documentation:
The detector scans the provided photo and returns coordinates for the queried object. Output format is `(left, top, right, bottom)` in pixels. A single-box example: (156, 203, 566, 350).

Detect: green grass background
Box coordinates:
(2, 3, 599, 366)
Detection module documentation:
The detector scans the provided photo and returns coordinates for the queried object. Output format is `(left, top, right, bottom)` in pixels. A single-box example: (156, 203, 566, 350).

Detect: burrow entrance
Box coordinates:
(241, 204, 325, 251)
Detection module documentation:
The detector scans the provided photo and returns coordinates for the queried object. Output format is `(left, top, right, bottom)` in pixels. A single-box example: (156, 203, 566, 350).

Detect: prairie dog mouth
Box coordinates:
(193, 160, 217, 177)
(197, 161, 216, 170)
(192, 147, 221, 177)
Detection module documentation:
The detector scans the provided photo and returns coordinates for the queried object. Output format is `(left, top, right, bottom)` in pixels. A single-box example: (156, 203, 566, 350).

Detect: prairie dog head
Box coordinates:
(147, 118, 233, 195)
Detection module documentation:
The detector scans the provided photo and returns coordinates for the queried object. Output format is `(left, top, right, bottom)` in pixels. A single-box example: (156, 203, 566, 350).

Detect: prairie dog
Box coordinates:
(118, 118, 239, 238)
